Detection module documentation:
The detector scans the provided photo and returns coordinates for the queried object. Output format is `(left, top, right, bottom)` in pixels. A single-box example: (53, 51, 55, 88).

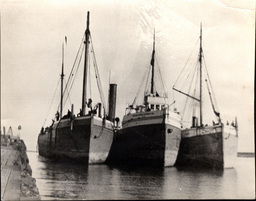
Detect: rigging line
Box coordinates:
(42, 78, 61, 127)
(193, 64, 200, 101)
(178, 58, 198, 91)
(178, 59, 199, 103)
(173, 37, 200, 87)
(181, 90, 189, 116)
(192, 63, 200, 99)
(184, 65, 200, 119)
(65, 35, 84, 85)
(184, 98, 196, 124)
(180, 58, 199, 90)
(181, 63, 199, 117)
(202, 52, 219, 111)
(174, 59, 200, 117)
(182, 92, 190, 118)
(64, 45, 84, 106)
(64, 79, 72, 106)
(144, 63, 151, 95)
(63, 43, 83, 99)
(88, 52, 92, 98)
(205, 78, 219, 117)
(155, 57, 167, 98)
(63, 35, 85, 96)
(89, 34, 107, 112)
(132, 65, 149, 105)
(191, 62, 200, 98)
(63, 44, 85, 108)
(190, 65, 200, 118)
(69, 44, 85, 91)
(156, 59, 165, 96)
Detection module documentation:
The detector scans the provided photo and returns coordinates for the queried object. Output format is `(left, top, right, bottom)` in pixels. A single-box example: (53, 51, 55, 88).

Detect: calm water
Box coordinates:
(27, 152, 255, 200)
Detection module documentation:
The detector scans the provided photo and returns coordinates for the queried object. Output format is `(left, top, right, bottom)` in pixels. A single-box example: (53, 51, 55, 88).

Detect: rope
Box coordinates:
(144, 64, 151, 96)
(155, 57, 167, 98)
(90, 34, 107, 113)
(64, 79, 72, 106)
(63, 42, 85, 108)
(61, 35, 84, 109)
(183, 64, 200, 123)
(131, 65, 150, 105)
(63, 34, 85, 96)
(173, 37, 200, 87)
(181, 60, 199, 117)
(88, 54, 92, 98)
(202, 52, 219, 113)
(42, 78, 60, 127)
(180, 59, 198, 91)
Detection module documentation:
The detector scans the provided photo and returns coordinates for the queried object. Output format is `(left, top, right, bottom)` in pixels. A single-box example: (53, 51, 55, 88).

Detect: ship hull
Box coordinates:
(38, 115, 114, 164)
(175, 124, 238, 169)
(107, 110, 181, 167)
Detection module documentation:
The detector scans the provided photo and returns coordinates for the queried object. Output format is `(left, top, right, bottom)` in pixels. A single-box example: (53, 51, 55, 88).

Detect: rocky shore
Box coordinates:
(1, 136, 40, 200)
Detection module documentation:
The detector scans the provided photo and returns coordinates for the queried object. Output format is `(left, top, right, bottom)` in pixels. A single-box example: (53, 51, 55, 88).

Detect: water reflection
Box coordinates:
(164, 166, 237, 199)
(108, 165, 165, 200)
(36, 156, 89, 199)
(27, 152, 254, 200)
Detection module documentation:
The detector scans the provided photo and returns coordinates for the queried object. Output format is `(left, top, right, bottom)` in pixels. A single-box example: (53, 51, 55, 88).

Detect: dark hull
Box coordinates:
(107, 122, 181, 167)
(38, 116, 113, 164)
(175, 125, 238, 169)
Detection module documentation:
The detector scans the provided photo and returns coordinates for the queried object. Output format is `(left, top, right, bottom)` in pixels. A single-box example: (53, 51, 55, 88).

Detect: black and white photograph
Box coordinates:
(1, 0, 255, 200)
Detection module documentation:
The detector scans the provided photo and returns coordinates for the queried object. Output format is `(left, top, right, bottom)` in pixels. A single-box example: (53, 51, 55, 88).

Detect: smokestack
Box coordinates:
(108, 83, 117, 122)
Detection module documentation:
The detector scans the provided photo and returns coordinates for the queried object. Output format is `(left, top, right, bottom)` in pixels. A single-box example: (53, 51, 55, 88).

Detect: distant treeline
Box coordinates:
(237, 152, 255, 157)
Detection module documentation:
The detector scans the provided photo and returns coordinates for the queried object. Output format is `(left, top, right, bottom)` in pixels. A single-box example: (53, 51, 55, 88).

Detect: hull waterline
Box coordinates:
(107, 110, 181, 167)
(175, 124, 238, 169)
(38, 116, 114, 164)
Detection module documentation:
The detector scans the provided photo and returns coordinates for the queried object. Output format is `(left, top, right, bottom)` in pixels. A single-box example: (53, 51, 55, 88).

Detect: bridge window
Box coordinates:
(150, 104, 154, 110)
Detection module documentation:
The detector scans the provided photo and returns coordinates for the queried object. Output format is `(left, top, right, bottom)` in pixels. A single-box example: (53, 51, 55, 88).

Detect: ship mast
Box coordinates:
(0, 14, 1, 93)
(199, 23, 203, 126)
(60, 42, 64, 119)
(82, 11, 90, 116)
(150, 30, 155, 94)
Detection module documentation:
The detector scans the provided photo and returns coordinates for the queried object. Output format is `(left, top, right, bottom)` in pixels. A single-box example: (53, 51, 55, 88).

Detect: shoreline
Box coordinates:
(1, 135, 40, 200)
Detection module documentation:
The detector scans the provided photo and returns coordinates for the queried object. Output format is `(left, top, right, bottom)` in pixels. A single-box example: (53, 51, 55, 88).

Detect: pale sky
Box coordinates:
(1, 0, 255, 152)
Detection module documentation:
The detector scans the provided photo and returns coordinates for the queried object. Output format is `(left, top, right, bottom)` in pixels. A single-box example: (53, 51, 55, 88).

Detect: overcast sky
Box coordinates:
(1, 0, 255, 152)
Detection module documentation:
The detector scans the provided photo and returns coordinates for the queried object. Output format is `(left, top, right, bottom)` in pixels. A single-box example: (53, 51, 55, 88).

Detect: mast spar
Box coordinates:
(82, 11, 90, 116)
(60, 42, 64, 118)
(150, 29, 155, 94)
(199, 23, 203, 126)
(0, 14, 1, 91)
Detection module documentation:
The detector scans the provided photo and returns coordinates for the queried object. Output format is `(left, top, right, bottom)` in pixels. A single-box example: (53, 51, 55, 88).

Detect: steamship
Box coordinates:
(107, 32, 181, 167)
(37, 12, 117, 164)
(173, 24, 238, 169)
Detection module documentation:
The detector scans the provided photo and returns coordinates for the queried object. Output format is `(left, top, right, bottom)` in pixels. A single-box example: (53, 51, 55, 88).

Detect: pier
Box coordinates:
(1, 134, 40, 200)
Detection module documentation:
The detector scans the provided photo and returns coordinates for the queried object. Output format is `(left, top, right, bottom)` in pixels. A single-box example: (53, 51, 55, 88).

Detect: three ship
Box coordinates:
(38, 12, 238, 169)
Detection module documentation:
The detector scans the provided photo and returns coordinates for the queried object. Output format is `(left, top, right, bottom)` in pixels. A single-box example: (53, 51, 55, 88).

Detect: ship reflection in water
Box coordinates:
(27, 152, 254, 200)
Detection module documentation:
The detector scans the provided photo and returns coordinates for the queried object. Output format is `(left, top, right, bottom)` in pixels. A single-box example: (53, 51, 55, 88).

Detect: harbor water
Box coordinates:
(27, 152, 254, 200)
